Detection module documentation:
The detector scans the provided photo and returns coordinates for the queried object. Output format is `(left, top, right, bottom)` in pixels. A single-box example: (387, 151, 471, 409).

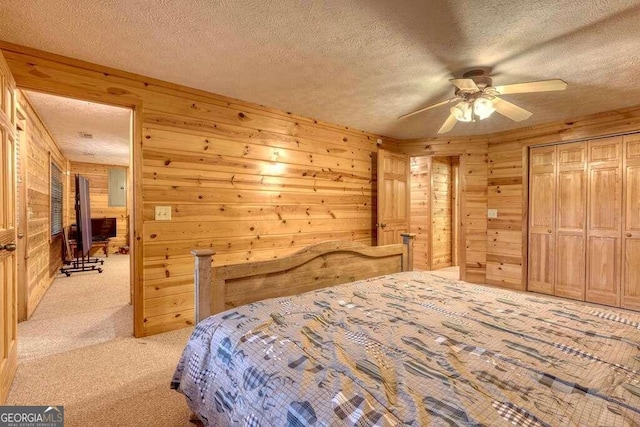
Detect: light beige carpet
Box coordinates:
(7, 254, 194, 426)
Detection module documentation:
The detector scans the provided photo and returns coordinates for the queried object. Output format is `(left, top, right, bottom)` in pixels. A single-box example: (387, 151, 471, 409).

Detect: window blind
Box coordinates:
(51, 162, 63, 236)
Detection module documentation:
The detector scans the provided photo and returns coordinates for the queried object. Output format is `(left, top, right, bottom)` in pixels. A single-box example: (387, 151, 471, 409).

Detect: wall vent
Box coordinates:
(78, 131, 94, 139)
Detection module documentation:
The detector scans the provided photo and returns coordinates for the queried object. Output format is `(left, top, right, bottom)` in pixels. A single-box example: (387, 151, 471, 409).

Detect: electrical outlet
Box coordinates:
(155, 206, 172, 221)
(487, 209, 498, 219)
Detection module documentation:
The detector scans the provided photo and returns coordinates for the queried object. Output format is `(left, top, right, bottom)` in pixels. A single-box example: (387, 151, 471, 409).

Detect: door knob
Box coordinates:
(627, 233, 633, 238)
(380, 223, 387, 229)
(1, 243, 17, 252)
(547, 229, 552, 233)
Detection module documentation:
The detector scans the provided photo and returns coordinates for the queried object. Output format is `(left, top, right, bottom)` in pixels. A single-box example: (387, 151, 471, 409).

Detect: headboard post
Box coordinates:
(191, 249, 215, 323)
(400, 233, 416, 271)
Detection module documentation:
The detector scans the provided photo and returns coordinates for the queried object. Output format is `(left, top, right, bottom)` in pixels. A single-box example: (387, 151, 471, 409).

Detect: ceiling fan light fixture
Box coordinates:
(474, 96, 495, 120)
(451, 102, 472, 122)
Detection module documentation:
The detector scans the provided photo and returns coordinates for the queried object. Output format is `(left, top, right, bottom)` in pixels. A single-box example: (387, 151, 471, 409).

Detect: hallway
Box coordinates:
(18, 254, 132, 361)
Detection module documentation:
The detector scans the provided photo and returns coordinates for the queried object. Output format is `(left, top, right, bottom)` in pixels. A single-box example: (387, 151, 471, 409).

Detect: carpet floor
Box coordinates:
(7, 254, 194, 426)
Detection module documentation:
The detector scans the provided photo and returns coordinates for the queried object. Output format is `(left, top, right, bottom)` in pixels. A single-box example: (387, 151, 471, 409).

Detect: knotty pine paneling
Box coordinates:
(17, 90, 68, 319)
(486, 140, 524, 290)
(0, 43, 395, 335)
(6, 41, 640, 332)
(399, 137, 488, 283)
(410, 156, 430, 270)
(68, 162, 128, 253)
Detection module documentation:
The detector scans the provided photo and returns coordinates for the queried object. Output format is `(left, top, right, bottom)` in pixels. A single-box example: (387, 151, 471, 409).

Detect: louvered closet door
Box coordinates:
(622, 135, 640, 310)
(528, 146, 556, 295)
(586, 137, 623, 307)
(554, 142, 587, 301)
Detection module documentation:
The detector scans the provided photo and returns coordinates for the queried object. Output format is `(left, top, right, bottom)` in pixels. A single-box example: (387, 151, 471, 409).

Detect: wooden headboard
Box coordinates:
(191, 234, 416, 323)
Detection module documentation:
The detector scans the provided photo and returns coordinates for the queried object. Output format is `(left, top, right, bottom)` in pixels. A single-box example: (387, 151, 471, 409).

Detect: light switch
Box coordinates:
(155, 206, 172, 221)
(487, 209, 498, 219)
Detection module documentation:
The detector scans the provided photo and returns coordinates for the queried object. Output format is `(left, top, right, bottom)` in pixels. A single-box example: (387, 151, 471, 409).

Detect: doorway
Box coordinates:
(410, 155, 462, 279)
(14, 90, 134, 359)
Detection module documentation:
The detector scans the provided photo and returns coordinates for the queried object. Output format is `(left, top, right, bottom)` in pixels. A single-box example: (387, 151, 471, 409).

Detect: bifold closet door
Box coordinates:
(528, 146, 556, 295)
(622, 135, 640, 310)
(554, 142, 587, 301)
(586, 137, 622, 307)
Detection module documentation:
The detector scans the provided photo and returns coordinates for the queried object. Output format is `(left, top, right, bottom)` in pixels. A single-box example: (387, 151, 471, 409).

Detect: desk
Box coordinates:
(69, 239, 110, 257)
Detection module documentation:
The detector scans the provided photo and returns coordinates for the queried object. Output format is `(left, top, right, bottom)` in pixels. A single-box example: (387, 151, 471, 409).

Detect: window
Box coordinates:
(50, 161, 63, 236)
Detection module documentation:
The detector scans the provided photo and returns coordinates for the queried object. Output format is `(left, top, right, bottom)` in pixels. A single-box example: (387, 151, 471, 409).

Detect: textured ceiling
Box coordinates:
(25, 91, 131, 166)
(3, 0, 640, 139)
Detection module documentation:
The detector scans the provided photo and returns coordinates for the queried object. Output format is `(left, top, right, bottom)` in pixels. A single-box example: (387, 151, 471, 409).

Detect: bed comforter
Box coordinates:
(172, 271, 640, 426)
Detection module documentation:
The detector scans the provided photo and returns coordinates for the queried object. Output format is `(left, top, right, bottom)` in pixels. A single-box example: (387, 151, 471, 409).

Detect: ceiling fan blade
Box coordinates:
(397, 99, 455, 120)
(449, 78, 479, 92)
(495, 79, 567, 95)
(437, 113, 458, 134)
(492, 98, 533, 122)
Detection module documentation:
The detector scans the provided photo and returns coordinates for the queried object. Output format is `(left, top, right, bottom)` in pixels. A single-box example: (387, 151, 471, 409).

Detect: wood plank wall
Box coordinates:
(68, 162, 128, 253)
(485, 140, 525, 289)
(431, 156, 452, 270)
(410, 156, 430, 270)
(6, 42, 640, 333)
(0, 43, 396, 335)
(16, 90, 68, 318)
(398, 137, 488, 283)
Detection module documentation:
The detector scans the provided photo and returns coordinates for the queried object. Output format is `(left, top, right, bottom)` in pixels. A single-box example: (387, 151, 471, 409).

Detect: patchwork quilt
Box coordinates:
(171, 271, 640, 426)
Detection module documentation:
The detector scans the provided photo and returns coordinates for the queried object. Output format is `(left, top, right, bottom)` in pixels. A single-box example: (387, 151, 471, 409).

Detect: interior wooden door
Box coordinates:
(554, 142, 587, 301)
(430, 156, 453, 269)
(377, 149, 410, 245)
(528, 146, 556, 295)
(409, 156, 431, 270)
(0, 50, 18, 404)
(586, 137, 622, 307)
(622, 134, 640, 310)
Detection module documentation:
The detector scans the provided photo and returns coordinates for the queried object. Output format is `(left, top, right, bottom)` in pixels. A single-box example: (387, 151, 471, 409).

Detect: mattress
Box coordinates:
(171, 271, 640, 426)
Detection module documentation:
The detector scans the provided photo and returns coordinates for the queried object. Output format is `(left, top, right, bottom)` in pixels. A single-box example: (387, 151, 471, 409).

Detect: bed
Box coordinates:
(172, 238, 640, 426)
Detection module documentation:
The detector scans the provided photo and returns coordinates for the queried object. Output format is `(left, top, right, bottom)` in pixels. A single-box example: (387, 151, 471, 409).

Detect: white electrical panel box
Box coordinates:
(155, 206, 172, 221)
(487, 209, 498, 219)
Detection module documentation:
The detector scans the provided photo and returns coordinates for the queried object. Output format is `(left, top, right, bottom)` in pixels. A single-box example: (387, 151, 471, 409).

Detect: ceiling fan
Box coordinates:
(398, 69, 567, 134)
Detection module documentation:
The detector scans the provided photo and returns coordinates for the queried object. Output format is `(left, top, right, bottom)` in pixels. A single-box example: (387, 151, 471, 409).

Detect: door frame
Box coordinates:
(14, 109, 27, 321)
(409, 154, 466, 280)
(11, 84, 144, 337)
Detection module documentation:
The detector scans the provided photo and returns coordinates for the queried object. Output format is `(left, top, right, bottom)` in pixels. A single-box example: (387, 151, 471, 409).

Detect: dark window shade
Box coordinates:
(51, 162, 63, 236)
